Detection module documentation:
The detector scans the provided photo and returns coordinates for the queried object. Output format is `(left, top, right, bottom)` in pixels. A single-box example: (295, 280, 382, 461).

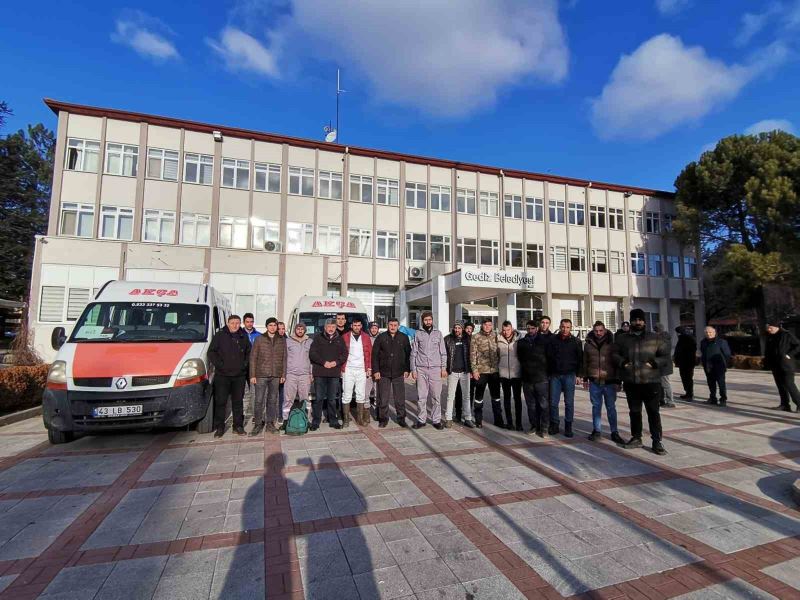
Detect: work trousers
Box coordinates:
(523, 380, 549, 431)
(773, 368, 800, 409)
(377, 376, 406, 423)
(549, 374, 576, 425)
(473, 372, 500, 425)
(660, 375, 673, 404)
(678, 365, 695, 397)
(254, 376, 281, 425)
(415, 367, 442, 424)
(454, 379, 475, 421)
(213, 374, 246, 431)
(625, 382, 662, 442)
(313, 376, 340, 426)
(445, 372, 471, 421)
(343, 368, 367, 406)
(283, 373, 311, 420)
(589, 381, 618, 433)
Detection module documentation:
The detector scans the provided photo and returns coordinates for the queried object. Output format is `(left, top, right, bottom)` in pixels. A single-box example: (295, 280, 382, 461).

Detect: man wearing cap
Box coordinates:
(372, 318, 412, 427)
(612, 308, 671, 455)
(365, 322, 380, 418)
(280, 322, 313, 431)
(341, 320, 373, 427)
(765, 319, 800, 412)
(411, 311, 448, 429)
(249, 318, 286, 435)
(444, 320, 473, 428)
(309, 318, 347, 430)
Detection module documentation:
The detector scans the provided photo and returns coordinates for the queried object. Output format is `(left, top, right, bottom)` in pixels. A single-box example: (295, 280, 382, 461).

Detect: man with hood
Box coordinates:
(411, 311, 448, 429)
(581, 321, 624, 444)
(444, 320, 472, 428)
(497, 320, 523, 431)
(517, 318, 551, 437)
(309, 319, 347, 430)
(341, 320, 373, 427)
(470, 317, 501, 428)
(612, 308, 671, 455)
(673, 326, 697, 401)
(765, 318, 800, 411)
(280, 322, 313, 431)
(249, 317, 286, 435)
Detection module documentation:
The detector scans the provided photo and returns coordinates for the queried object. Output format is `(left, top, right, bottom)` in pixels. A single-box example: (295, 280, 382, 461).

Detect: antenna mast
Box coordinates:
(336, 68, 341, 144)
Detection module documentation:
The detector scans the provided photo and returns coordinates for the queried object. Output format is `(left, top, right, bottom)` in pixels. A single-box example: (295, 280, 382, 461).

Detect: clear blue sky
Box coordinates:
(2, 0, 798, 192)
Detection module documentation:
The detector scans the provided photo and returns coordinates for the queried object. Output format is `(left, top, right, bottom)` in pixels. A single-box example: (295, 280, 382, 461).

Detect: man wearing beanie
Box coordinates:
(764, 318, 800, 411)
(411, 311, 448, 429)
(612, 308, 671, 455)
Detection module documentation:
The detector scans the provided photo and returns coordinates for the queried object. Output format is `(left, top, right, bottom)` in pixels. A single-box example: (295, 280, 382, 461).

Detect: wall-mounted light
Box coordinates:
(212, 131, 223, 142)
(623, 191, 632, 198)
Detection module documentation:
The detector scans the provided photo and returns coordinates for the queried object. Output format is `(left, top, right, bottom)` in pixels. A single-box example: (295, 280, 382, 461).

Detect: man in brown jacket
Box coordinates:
(249, 317, 286, 434)
(581, 321, 624, 444)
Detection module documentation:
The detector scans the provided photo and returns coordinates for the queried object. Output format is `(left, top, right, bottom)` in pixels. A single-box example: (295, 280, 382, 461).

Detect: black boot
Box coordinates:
(491, 400, 506, 429)
(564, 421, 574, 438)
(548, 421, 559, 435)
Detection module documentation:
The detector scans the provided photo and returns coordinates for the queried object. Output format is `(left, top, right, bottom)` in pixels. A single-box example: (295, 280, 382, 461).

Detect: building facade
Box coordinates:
(29, 99, 703, 361)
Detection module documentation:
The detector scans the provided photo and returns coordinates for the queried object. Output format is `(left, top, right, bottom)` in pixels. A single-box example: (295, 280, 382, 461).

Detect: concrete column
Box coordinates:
(622, 296, 632, 324)
(454, 303, 463, 322)
(693, 299, 704, 338)
(431, 275, 449, 331)
(658, 297, 669, 331)
(398, 289, 409, 327)
(498, 292, 517, 326)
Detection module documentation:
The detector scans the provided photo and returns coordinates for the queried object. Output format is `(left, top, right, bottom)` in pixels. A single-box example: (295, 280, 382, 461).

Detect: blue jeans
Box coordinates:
(549, 374, 576, 425)
(589, 381, 618, 433)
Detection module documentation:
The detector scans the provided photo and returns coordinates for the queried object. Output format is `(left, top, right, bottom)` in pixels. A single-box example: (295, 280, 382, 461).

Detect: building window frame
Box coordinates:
(628, 210, 643, 232)
(65, 138, 100, 173)
(349, 228, 372, 257)
(505, 241, 523, 267)
(376, 230, 399, 259)
(569, 247, 587, 271)
(289, 166, 315, 196)
(218, 215, 249, 249)
(457, 189, 476, 215)
(430, 234, 451, 262)
(589, 205, 606, 228)
(179, 212, 211, 247)
(317, 224, 342, 255)
(504, 194, 522, 219)
(105, 143, 139, 177)
(286, 222, 314, 254)
(146, 148, 179, 181)
(377, 178, 399, 206)
(457, 237, 477, 265)
(254, 162, 281, 193)
(684, 256, 697, 278)
(59, 202, 95, 238)
(568, 202, 585, 226)
(318, 170, 343, 200)
(99, 205, 134, 241)
(479, 191, 499, 217)
(631, 252, 646, 275)
(350, 175, 373, 204)
(222, 158, 250, 190)
(525, 197, 544, 221)
(250, 218, 279, 250)
(142, 209, 175, 244)
(430, 185, 451, 212)
(667, 255, 681, 278)
(405, 182, 427, 209)
(610, 250, 625, 274)
(183, 153, 214, 185)
(548, 199, 566, 224)
(550, 245, 567, 270)
(608, 207, 624, 230)
(648, 253, 663, 276)
(405, 232, 427, 261)
(480, 239, 500, 266)
(591, 248, 608, 273)
(526, 243, 544, 269)
(645, 211, 661, 234)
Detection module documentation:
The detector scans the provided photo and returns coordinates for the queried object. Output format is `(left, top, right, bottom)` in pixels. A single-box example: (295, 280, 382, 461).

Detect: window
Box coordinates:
(561, 309, 584, 328)
(350, 175, 373, 203)
(684, 256, 697, 278)
(591, 249, 608, 273)
(550, 246, 567, 270)
(251, 218, 279, 250)
(405, 233, 427, 260)
(142, 209, 175, 243)
(59, 203, 95, 237)
(457, 189, 476, 214)
(505, 242, 523, 267)
(180, 213, 211, 246)
(610, 250, 625, 274)
(590, 205, 606, 228)
(457, 238, 477, 265)
(317, 225, 342, 255)
(648, 254, 663, 276)
(254, 163, 281, 193)
(65, 138, 100, 172)
(349, 228, 372, 257)
(405, 183, 427, 209)
(39, 286, 66, 322)
(608, 207, 624, 230)
(667, 255, 681, 278)
(645, 211, 661, 234)
(147, 148, 179, 181)
(430, 186, 451, 212)
(628, 210, 643, 232)
(663, 213, 674, 232)
(66, 288, 91, 321)
(569, 247, 586, 271)
(287, 222, 314, 253)
(184, 153, 214, 185)
(377, 178, 399, 206)
(549, 199, 565, 224)
(219, 216, 248, 249)
(525, 197, 544, 221)
(480, 239, 500, 266)
(376, 230, 399, 259)
(105, 143, 138, 177)
(568, 202, 585, 226)
(99, 206, 133, 240)
(526, 243, 544, 269)
(479, 191, 498, 216)
(631, 252, 646, 275)
(289, 167, 314, 196)
(504, 195, 522, 219)
(516, 294, 543, 330)
(430, 235, 451, 262)
(595, 310, 617, 330)
(318, 170, 343, 200)
(222, 159, 250, 189)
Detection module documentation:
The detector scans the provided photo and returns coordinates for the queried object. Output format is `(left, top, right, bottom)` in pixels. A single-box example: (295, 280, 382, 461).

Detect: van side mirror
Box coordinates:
(51, 327, 67, 350)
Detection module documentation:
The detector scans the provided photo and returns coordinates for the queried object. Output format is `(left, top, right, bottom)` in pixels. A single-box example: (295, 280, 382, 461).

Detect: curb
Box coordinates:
(0, 405, 42, 428)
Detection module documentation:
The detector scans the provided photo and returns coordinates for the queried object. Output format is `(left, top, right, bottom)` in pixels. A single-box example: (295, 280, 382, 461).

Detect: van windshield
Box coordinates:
(69, 302, 209, 342)
(297, 312, 369, 335)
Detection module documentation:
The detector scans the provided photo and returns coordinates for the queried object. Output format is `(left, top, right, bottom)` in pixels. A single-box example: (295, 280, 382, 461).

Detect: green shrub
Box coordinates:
(0, 364, 49, 416)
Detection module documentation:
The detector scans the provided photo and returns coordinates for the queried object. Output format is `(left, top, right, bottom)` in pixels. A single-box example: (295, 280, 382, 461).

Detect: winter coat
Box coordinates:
(546, 334, 583, 376)
(517, 331, 550, 384)
(341, 331, 373, 373)
(249, 333, 287, 378)
(208, 327, 251, 377)
(764, 329, 800, 373)
(673, 332, 697, 369)
(612, 330, 671, 384)
(244, 328, 261, 345)
(581, 330, 617, 384)
(285, 334, 312, 376)
(411, 327, 447, 371)
(700, 337, 732, 373)
(371, 331, 412, 378)
(309, 331, 348, 378)
(444, 332, 471, 374)
(470, 329, 499, 374)
(497, 331, 522, 379)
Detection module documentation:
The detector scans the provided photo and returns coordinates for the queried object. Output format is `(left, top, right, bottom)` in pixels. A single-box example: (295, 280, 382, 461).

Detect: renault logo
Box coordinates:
(115, 377, 128, 390)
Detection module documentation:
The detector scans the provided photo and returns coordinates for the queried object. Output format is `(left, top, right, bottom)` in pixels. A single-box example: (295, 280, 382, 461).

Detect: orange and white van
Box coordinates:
(43, 281, 230, 444)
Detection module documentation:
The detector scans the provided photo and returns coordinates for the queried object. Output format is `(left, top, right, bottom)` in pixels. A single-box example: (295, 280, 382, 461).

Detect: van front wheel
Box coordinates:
(196, 393, 214, 434)
(47, 428, 74, 445)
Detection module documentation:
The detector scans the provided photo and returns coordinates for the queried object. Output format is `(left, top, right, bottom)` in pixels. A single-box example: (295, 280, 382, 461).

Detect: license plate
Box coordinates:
(92, 405, 143, 418)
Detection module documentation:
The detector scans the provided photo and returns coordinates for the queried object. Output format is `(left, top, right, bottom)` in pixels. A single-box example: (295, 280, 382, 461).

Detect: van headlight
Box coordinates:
(46, 361, 68, 390)
(175, 359, 207, 386)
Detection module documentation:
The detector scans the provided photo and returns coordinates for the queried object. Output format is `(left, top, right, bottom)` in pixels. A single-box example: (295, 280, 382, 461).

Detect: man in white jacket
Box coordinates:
(411, 311, 448, 430)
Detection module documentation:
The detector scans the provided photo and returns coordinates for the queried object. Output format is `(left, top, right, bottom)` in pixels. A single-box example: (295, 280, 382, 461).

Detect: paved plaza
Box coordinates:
(0, 369, 800, 599)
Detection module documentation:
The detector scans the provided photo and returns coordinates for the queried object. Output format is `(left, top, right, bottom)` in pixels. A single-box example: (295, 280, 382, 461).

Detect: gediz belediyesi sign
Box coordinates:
(459, 269, 536, 290)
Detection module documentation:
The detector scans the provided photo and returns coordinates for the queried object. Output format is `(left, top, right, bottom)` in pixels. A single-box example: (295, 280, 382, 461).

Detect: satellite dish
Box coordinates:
(325, 130, 337, 143)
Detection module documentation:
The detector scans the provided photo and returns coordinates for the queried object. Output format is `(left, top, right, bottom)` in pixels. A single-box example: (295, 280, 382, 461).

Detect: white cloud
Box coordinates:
(655, 0, 691, 15)
(590, 34, 783, 140)
(219, 0, 569, 117)
(111, 10, 179, 61)
(744, 119, 795, 135)
(735, 1, 800, 46)
(207, 27, 280, 77)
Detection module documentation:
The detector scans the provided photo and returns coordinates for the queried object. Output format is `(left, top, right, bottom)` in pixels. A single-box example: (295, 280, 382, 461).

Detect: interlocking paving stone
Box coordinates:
(672, 578, 779, 599)
(281, 433, 384, 466)
(140, 443, 263, 481)
(0, 433, 47, 458)
(629, 438, 727, 469)
(701, 464, 799, 507)
(0, 575, 16, 594)
(737, 421, 800, 442)
(761, 556, 800, 590)
(0, 453, 140, 493)
(42, 433, 156, 454)
(513, 442, 659, 482)
(676, 428, 800, 457)
(381, 428, 485, 455)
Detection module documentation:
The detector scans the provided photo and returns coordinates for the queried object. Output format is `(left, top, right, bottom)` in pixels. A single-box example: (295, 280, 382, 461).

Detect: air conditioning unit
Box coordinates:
(408, 265, 425, 280)
(264, 241, 283, 252)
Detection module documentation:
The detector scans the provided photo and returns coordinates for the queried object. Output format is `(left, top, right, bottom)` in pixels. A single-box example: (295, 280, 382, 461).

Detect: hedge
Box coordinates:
(0, 364, 49, 416)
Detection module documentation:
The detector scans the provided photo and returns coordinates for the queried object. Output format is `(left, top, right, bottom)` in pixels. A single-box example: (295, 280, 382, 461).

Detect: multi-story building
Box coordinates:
(29, 99, 702, 360)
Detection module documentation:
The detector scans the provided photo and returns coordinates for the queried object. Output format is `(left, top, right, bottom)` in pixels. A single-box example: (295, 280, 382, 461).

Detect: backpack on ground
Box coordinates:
(285, 400, 309, 435)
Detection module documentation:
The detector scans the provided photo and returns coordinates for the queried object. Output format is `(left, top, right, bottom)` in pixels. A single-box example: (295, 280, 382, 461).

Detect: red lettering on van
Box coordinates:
(129, 289, 141, 295)
(312, 301, 322, 307)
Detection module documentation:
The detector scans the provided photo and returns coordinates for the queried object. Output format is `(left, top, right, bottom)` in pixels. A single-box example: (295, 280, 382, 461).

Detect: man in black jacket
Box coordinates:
(612, 308, 671, 455)
(673, 326, 697, 400)
(372, 318, 411, 428)
(765, 320, 800, 412)
(444, 321, 472, 428)
(517, 319, 552, 437)
(545, 318, 583, 438)
(208, 314, 251, 438)
(309, 319, 347, 430)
